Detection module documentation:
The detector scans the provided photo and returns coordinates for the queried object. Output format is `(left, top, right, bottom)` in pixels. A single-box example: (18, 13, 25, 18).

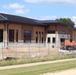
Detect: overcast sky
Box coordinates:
(0, 0, 76, 26)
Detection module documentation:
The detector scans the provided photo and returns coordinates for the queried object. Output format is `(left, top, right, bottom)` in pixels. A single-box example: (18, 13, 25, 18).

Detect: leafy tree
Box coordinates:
(55, 18, 75, 27)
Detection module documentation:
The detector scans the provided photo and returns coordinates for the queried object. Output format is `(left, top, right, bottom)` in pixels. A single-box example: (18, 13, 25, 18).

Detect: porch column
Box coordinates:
(55, 31, 60, 48)
(3, 24, 8, 48)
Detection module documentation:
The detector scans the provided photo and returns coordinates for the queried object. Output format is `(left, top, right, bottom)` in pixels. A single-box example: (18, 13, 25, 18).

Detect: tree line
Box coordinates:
(55, 18, 75, 27)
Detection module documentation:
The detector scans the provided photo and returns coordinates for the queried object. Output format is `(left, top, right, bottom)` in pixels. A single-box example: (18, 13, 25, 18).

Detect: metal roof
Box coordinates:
(37, 20, 68, 25)
(0, 13, 68, 26)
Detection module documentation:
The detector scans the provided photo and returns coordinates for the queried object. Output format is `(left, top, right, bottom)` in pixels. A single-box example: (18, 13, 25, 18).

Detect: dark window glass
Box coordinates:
(42, 32, 44, 43)
(24, 30, 31, 43)
(0, 29, 3, 42)
(52, 38, 55, 43)
(42, 37, 43, 43)
(47, 30, 55, 34)
(39, 32, 41, 42)
(60, 38, 65, 42)
(9, 29, 14, 42)
(36, 31, 38, 43)
(48, 37, 50, 43)
(16, 30, 18, 42)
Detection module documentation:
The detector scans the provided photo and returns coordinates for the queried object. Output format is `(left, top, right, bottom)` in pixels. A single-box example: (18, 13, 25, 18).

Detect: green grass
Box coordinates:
(0, 54, 76, 66)
(0, 60, 76, 75)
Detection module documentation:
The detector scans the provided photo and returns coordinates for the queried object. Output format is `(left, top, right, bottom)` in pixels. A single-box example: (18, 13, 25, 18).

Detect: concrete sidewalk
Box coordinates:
(0, 58, 76, 70)
(42, 68, 76, 75)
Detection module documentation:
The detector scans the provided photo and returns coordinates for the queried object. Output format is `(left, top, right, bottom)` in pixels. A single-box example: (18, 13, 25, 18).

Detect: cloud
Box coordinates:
(3, 3, 24, 9)
(15, 9, 30, 14)
(3, 3, 30, 14)
(24, 0, 76, 5)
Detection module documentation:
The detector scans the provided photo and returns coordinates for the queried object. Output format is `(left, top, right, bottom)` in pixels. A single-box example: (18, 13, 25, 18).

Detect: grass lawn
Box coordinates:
(0, 60, 76, 75)
(1, 54, 76, 66)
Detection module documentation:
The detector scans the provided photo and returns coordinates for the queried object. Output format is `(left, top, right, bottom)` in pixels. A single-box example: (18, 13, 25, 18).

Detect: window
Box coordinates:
(42, 32, 44, 43)
(48, 37, 50, 43)
(16, 30, 18, 42)
(52, 38, 55, 43)
(47, 30, 55, 34)
(60, 38, 65, 42)
(60, 31, 66, 34)
(9, 29, 14, 42)
(36, 31, 38, 43)
(0, 29, 3, 42)
(24, 30, 31, 43)
(39, 32, 41, 42)
(42, 37, 43, 43)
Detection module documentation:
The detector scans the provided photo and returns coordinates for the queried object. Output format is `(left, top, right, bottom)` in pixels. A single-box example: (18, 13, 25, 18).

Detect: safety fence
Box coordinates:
(0, 42, 60, 60)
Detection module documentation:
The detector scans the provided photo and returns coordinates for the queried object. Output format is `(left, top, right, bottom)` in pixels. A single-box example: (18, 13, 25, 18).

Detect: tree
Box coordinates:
(55, 18, 75, 27)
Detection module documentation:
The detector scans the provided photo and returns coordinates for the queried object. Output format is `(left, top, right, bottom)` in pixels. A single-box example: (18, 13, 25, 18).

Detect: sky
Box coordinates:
(0, 0, 76, 26)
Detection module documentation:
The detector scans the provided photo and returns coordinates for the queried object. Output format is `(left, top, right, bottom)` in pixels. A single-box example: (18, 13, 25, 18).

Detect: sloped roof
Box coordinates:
(0, 13, 39, 25)
(37, 20, 68, 25)
(0, 13, 68, 26)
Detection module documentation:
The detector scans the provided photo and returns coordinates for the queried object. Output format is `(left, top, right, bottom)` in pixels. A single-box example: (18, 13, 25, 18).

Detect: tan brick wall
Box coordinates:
(46, 24, 68, 34)
(21, 24, 33, 42)
(0, 22, 76, 43)
(33, 26, 45, 42)
(8, 24, 21, 41)
(20, 25, 45, 43)
(0, 23, 4, 29)
(4, 23, 45, 43)
(72, 30, 76, 41)
(57, 25, 68, 34)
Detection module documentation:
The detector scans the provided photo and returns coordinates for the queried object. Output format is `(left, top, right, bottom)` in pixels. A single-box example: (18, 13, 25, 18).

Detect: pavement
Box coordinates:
(0, 58, 76, 70)
(42, 68, 76, 75)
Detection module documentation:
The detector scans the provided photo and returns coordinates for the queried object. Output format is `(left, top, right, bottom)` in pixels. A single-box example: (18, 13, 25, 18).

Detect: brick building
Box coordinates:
(0, 13, 76, 48)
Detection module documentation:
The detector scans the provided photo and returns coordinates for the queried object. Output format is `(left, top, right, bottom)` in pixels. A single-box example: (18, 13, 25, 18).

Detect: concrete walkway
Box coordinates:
(0, 58, 76, 70)
(42, 68, 76, 75)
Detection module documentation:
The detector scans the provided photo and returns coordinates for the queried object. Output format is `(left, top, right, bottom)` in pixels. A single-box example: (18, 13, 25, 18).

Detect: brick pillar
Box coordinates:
(3, 24, 8, 48)
(55, 31, 60, 48)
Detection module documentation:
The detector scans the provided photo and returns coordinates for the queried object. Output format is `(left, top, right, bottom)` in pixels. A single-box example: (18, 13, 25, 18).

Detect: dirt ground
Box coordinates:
(42, 68, 76, 75)
(0, 47, 58, 59)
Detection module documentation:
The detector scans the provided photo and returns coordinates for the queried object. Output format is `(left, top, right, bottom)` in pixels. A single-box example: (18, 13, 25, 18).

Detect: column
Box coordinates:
(3, 24, 8, 48)
(55, 31, 60, 48)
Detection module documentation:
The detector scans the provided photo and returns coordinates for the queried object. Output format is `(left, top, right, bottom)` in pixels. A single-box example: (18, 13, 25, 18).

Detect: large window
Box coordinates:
(16, 30, 18, 42)
(42, 32, 44, 43)
(0, 29, 3, 42)
(24, 30, 31, 43)
(9, 29, 14, 42)
(36, 31, 38, 43)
